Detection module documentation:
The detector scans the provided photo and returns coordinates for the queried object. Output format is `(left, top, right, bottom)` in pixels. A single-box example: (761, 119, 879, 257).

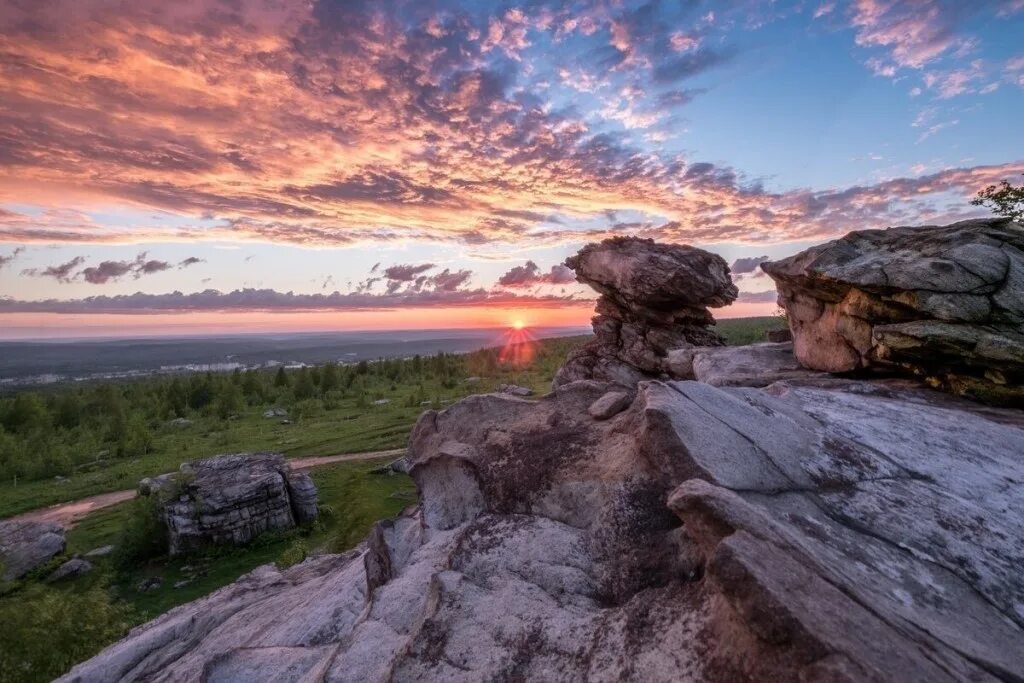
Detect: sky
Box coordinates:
(0, 0, 1022, 339)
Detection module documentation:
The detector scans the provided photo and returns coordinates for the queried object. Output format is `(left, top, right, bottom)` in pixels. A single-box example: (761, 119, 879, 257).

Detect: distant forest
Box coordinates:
(0, 345, 560, 484)
(0, 318, 781, 488)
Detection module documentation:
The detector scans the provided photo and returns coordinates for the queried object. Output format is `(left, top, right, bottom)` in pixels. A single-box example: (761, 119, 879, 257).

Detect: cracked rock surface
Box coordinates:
(762, 218, 1024, 405)
(554, 237, 738, 387)
(62, 376, 1024, 682)
(146, 452, 319, 556)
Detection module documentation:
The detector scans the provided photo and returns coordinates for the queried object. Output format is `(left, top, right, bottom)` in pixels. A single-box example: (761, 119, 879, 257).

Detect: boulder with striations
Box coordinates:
(554, 236, 738, 386)
(762, 217, 1024, 405)
(144, 452, 319, 556)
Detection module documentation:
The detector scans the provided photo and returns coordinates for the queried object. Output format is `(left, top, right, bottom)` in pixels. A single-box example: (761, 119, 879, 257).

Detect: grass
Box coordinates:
(0, 322, 786, 519)
(0, 323, 786, 519)
(0, 336, 583, 519)
(715, 315, 787, 346)
(2, 456, 415, 681)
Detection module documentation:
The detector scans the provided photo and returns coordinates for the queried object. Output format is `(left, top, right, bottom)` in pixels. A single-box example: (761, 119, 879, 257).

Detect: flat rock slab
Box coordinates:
(691, 342, 821, 387)
(63, 379, 1024, 682)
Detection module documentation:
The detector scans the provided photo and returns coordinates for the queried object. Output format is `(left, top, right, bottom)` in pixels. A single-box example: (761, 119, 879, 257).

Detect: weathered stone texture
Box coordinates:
(555, 236, 738, 386)
(0, 519, 65, 581)
(62, 377, 1024, 682)
(763, 217, 1024, 405)
(148, 452, 319, 555)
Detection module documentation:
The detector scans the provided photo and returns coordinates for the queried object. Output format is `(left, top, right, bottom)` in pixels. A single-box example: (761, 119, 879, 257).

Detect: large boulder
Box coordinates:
(0, 519, 66, 582)
(762, 217, 1024, 405)
(62, 377, 1024, 682)
(555, 237, 738, 386)
(148, 452, 319, 556)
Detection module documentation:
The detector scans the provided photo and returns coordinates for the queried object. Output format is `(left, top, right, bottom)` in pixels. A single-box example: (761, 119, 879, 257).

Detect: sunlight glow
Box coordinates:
(498, 325, 538, 368)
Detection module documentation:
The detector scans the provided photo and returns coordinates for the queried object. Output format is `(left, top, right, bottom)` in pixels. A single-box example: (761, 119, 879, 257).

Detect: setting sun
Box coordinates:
(512, 320, 526, 330)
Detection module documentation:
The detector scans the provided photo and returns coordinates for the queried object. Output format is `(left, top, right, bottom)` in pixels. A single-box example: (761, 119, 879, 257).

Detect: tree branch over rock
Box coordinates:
(972, 174, 1024, 222)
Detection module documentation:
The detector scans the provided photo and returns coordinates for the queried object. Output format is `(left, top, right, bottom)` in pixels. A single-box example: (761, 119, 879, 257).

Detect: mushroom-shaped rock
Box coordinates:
(555, 237, 738, 386)
(567, 236, 738, 315)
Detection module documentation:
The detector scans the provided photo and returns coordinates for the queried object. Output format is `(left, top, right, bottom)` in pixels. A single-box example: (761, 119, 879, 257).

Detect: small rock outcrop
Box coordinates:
(0, 519, 65, 582)
(47, 557, 93, 582)
(497, 383, 533, 397)
(554, 237, 737, 386)
(762, 217, 1024, 405)
(144, 452, 319, 556)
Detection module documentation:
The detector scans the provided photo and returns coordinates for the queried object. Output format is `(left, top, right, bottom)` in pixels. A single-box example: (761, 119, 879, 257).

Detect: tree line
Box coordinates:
(0, 350, 480, 484)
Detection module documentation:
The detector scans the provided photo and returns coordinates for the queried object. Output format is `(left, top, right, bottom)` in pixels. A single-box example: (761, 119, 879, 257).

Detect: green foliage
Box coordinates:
(292, 367, 317, 400)
(276, 539, 308, 569)
(320, 362, 340, 393)
(113, 496, 168, 570)
(714, 316, 788, 346)
(971, 174, 1024, 222)
(0, 582, 130, 683)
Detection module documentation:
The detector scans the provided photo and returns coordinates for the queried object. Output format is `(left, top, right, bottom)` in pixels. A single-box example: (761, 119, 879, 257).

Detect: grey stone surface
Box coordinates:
(147, 452, 319, 555)
(555, 237, 738, 387)
(497, 383, 533, 397)
(763, 217, 1024, 405)
(47, 557, 93, 582)
(587, 389, 632, 419)
(690, 342, 819, 387)
(62, 375, 1024, 682)
(85, 544, 115, 558)
(0, 519, 66, 582)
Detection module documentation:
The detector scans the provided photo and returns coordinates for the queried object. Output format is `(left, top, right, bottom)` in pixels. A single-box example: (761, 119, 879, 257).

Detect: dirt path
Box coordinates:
(8, 449, 407, 530)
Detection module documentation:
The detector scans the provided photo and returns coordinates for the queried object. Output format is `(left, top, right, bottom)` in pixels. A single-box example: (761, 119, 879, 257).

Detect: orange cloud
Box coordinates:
(0, 0, 1020, 254)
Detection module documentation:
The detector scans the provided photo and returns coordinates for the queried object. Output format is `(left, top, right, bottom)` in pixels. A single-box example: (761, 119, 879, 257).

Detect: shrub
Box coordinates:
(972, 174, 1024, 222)
(276, 539, 308, 569)
(0, 582, 130, 682)
(113, 496, 168, 570)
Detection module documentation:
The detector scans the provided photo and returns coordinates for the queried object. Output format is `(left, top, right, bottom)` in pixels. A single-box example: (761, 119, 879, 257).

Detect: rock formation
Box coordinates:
(62, 374, 1024, 681)
(0, 519, 65, 582)
(762, 217, 1024, 405)
(60, 230, 1024, 682)
(143, 452, 319, 556)
(47, 556, 93, 582)
(554, 237, 737, 386)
